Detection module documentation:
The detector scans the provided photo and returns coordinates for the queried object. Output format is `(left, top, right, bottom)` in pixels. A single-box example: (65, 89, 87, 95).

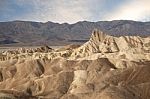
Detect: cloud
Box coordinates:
(15, 0, 136, 23)
(17, 0, 106, 23)
(103, 0, 150, 21)
(0, 0, 108, 23)
(0, 0, 149, 23)
(14, 0, 93, 23)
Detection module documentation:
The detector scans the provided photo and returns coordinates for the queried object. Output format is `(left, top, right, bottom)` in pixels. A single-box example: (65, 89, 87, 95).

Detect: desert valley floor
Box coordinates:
(0, 30, 150, 99)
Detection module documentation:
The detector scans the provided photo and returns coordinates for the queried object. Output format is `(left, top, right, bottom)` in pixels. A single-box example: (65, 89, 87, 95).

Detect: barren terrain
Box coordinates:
(0, 29, 149, 99)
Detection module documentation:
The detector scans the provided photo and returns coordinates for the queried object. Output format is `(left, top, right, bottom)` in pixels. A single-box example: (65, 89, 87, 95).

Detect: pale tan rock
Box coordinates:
(0, 29, 149, 99)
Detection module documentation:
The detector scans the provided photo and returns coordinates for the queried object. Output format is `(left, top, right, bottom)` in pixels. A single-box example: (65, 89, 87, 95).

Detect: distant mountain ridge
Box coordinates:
(0, 20, 149, 46)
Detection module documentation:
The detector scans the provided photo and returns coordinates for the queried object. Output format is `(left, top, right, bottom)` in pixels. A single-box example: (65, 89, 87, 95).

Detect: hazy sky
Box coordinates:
(0, 0, 150, 23)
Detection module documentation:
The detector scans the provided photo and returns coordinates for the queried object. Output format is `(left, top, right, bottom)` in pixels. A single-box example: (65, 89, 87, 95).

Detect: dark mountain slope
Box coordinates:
(0, 20, 149, 46)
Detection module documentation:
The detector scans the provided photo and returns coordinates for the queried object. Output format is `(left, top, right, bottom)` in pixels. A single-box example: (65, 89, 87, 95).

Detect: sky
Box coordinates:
(0, 0, 150, 23)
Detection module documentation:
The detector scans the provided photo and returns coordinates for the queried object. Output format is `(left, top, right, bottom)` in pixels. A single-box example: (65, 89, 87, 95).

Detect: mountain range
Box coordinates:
(0, 20, 150, 46)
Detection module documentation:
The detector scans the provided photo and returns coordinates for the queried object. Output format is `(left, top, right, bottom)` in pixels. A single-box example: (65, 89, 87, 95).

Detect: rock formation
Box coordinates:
(0, 29, 149, 99)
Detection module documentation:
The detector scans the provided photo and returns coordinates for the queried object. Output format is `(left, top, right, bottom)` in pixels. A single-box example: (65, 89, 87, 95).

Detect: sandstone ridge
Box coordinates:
(0, 29, 149, 99)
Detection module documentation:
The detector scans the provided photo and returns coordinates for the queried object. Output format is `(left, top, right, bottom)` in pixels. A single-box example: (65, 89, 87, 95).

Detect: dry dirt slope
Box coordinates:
(0, 29, 149, 99)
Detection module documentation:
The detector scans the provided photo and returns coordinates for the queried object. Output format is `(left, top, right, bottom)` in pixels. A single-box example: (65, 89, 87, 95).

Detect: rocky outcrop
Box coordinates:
(0, 29, 149, 99)
(71, 29, 149, 58)
(71, 29, 119, 58)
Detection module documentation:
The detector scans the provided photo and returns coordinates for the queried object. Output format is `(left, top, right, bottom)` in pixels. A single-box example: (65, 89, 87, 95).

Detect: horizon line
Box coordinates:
(0, 19, 149, 25)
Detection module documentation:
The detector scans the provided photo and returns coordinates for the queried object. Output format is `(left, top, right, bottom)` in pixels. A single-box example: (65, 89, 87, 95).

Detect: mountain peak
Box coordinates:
(90, 29, 107, 42)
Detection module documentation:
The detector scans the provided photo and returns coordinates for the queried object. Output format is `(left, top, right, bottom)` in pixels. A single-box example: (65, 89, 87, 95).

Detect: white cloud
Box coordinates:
(15, 0, 89, 23)
(103, 0, 150, 21)
(47, 0, 89, 23)
(2, 0, 149, 23)
(15, 0, 105, 23)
